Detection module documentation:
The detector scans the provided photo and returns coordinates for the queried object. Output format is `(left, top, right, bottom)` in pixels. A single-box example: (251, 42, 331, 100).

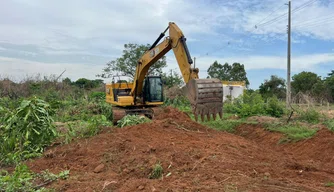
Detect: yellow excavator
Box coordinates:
(105, 22, 223, 124)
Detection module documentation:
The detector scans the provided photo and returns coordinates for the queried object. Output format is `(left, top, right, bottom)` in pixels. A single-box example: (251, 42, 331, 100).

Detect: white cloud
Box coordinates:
(1, 0, 334, 85)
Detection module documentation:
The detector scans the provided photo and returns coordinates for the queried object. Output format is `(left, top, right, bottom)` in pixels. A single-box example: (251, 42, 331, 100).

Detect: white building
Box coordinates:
(222, 81, 246, 102)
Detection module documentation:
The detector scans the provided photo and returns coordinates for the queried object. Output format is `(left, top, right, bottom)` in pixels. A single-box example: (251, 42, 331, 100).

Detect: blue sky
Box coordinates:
(0, 0, 333, 89)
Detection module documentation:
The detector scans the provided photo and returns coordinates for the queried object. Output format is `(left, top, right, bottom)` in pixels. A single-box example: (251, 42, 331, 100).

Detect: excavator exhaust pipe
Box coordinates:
(183, 78, 224, 122)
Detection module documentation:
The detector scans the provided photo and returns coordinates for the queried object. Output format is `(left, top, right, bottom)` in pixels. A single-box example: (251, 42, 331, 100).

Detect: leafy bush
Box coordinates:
(89, 91, 106, 102)
(265, 96, 285, 117)
(117, 115, 151, 128)
(0, 97, 58, 165)
(224, 91, 284, 118)
(164, 96, 191, 112)
(298, 108, 321, 124)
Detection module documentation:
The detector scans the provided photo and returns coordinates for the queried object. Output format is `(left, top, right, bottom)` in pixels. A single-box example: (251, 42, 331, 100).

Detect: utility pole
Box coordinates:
(193, 57, 196, 68)
(286, 0, 291, 109)
(170, 69, 173, 86)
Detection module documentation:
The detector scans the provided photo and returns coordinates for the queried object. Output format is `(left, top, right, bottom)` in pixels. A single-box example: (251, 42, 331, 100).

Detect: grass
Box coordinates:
(149, 163, 163, 179)
(324, 119, 334, 132)
(265, 123, 318, 143)
(324, 182, 334, 187)
(297, 108, 322, 124)
(202, 119, 245, 133)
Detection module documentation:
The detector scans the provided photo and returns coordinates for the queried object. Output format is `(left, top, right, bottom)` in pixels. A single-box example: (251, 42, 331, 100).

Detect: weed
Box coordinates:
(117, 115, 151, 128)
(0, 163, 69, 192)
(202, 119, 257, 133)
(267, 123, 318, 143)
(149, 163, 163, 179)
(298, 108, 321, 124)
(324, 182, 334, 187)
(324, 119, 334, 132)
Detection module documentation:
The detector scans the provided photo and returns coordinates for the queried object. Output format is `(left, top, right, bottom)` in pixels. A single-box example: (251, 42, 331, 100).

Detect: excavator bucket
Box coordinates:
(183, 78, 224, 122)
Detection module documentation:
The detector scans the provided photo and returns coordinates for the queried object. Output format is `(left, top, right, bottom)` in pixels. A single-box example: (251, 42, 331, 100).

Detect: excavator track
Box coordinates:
(183, 78, 224, 121)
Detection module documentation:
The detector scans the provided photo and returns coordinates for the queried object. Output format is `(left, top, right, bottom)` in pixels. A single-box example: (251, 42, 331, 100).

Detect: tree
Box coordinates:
(97, 43, 167, 80)
(325, 74, 334, 102)
(207, 61, 250, 87)
(259, 75, 286, 100)
(291, 71, 321, 94)
(62, 77, 72, 85)
(161, 69, 183, 88)
(74, 78, 104, 89)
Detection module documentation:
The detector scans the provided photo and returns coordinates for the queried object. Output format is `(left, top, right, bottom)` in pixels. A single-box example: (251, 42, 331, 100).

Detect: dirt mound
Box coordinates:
(26, 107, 334, 192)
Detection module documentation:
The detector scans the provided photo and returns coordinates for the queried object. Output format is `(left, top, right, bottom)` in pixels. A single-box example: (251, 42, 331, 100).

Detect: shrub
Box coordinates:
(265, 96, 284, 117)
(298, 108, 321, 124)
(89, 91, 106, 102)
(0, 97, 58, 165)
(223, 92, 285, 118)
(324, 119, 334, 132)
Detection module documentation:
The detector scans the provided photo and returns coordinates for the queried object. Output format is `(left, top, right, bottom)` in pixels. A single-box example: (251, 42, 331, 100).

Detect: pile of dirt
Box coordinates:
(26, 107, 334, 192)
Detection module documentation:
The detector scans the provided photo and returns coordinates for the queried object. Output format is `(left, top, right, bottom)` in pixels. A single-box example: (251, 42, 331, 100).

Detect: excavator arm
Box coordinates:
(131, 22, 199, 98)
(131, 22, 224, 121)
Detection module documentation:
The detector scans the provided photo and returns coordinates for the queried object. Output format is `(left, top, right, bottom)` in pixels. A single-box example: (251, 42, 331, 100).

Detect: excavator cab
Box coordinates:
(142, 76, 164, 103)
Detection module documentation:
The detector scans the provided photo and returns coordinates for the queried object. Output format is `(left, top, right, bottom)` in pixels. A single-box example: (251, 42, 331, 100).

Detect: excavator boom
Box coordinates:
(106, 22, 223, 123)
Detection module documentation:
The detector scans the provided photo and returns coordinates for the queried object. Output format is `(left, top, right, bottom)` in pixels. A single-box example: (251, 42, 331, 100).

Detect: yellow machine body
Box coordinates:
(106, 22, 224, 124)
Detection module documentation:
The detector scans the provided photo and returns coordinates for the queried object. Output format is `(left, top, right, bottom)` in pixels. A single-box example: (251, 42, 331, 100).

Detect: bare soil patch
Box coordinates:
(26, 107, 334, 192)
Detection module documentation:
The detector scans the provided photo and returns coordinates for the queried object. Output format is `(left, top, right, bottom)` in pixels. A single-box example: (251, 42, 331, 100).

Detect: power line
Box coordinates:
(196, 2, 288, 59)
(257, 0, 318, 29)
(251, 3, 286, 31)
(291, 0, 318, 15)
(257, 12, 288, 28)
(297, 18, 334, 29)
(293, 14, 334, 28)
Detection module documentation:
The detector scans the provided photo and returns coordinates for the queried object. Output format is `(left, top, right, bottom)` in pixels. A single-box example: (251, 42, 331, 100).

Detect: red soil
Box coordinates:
(26, 107, 334, 192)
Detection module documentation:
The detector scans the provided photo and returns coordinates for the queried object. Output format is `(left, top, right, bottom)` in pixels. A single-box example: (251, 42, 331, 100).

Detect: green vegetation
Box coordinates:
(0, 75, 114, 190)
(224, 91, 285, 118)
(0, 163, 69, 192)
(324, 182, 334, 187)
(324, 119, 334, 132)
(297, 108, 321, 124)
(265, 123, 318, 143)
(149, 162, 163, 179)
(207, 61, 250, 87)
(0, 97, 58, 165)
(117, 115, 151, 128)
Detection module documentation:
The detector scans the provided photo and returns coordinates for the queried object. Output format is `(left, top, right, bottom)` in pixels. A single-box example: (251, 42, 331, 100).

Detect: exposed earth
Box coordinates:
(26, 107, 334, 192)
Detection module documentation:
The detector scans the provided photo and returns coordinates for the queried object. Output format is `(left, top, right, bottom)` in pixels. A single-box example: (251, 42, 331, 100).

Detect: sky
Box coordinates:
(0, 0, 334, 89)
